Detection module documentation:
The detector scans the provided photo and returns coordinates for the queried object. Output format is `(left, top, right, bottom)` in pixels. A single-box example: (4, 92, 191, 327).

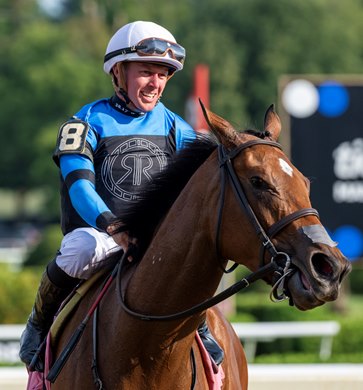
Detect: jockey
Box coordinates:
(19, 20, 223, 371)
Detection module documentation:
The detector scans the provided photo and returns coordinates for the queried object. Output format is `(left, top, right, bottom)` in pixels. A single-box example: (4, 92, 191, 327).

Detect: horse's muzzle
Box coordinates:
(286, 248, 351, 311)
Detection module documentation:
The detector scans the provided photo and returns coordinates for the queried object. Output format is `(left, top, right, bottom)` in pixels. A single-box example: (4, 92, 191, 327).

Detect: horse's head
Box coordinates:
(201, 102, 351, 311)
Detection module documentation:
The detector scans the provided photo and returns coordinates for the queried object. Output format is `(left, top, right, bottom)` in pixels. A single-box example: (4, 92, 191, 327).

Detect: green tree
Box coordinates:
(234, 0, 363, 120)
(3, 0, 363, 220)
(0, 2, 111, 219)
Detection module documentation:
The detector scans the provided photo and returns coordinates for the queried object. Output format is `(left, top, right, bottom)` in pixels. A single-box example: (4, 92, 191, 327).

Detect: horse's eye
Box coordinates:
(250, 176, 266, 189)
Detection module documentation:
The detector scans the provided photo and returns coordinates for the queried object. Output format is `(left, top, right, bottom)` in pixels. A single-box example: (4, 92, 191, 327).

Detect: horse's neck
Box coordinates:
(101, 160, 222, 387)
(128, 164, 222, 316)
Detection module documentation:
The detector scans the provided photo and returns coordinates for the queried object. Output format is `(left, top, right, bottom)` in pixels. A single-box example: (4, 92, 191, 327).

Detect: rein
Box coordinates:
(116, 139, 320, 320)
(116, 247, 282, 321)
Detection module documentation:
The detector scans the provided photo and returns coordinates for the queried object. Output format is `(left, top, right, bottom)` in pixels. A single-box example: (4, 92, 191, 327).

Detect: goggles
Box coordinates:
(104, 37, 186, 65)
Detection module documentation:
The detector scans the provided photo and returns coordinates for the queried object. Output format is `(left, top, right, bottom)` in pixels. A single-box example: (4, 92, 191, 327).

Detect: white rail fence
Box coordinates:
(0, 321, 341, 364)
(231, 321, 340, 362)
(0, 325, 25, 364)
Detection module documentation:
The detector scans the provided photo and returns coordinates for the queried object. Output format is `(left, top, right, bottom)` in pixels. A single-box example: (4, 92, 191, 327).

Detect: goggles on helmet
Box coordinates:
(104, 37, 186, 65)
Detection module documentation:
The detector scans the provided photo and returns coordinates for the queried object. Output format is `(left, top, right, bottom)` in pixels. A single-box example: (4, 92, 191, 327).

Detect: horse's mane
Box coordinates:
(114, 129, 267, 255)
(114, 134, 218, 251)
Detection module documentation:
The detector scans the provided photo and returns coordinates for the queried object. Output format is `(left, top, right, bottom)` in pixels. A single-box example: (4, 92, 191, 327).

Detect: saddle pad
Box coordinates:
(195, 332, 225, 390)
(26, 332, 52, 390)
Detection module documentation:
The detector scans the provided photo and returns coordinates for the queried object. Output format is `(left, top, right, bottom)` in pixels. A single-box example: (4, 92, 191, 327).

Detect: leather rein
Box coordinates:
(117, 139, 320, 320)
(47, 139, 320, 387)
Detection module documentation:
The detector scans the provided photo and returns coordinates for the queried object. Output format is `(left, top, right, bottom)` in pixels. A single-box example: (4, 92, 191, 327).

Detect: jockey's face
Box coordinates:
(124, 62, 170, 112)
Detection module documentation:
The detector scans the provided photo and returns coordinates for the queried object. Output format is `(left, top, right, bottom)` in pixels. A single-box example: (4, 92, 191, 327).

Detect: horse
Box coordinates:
(47, 104, 351, 389)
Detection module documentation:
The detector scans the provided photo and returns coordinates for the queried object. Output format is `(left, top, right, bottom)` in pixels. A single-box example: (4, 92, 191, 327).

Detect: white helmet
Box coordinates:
(103, 21, 185, 74)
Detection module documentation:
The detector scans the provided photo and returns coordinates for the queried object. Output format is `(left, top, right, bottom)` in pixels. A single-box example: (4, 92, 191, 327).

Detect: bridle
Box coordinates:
(47, 139, 321, 386)
(117, 139, 320, 320)
(217, 139, 319, 301)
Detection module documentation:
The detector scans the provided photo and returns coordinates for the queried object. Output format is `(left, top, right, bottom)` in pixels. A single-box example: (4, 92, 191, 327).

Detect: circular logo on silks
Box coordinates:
(101, 138, 167, 201)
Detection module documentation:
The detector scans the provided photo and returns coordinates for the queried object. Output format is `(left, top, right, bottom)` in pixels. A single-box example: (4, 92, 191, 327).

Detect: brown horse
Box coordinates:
(49, 105, 350, 389)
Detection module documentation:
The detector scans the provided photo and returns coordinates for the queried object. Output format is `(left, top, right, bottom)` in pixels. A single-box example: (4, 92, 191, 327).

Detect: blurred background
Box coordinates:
(1, 0, 363, 387)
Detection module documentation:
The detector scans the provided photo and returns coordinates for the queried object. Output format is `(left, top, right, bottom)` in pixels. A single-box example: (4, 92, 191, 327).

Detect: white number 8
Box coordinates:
(58, 122, 87, 152)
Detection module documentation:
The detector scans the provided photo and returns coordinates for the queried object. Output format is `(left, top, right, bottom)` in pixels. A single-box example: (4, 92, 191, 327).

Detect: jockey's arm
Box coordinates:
(59, 153, 115, 230)
(59, 154, 130, 251)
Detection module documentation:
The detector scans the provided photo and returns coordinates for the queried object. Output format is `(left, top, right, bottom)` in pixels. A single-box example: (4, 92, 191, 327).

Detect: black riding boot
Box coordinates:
(19, 260, 78, 372)
(198, 320, 224, 365)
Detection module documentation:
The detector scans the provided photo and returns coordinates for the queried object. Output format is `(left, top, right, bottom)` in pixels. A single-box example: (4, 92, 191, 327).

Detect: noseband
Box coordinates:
(217, 139, 319, 301)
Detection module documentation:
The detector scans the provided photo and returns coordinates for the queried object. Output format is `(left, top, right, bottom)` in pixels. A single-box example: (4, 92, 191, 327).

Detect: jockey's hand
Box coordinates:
(107, 224, 137, 261)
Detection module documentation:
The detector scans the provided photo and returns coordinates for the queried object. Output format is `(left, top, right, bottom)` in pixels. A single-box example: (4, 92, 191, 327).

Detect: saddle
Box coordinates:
(49, 269, 108, 346)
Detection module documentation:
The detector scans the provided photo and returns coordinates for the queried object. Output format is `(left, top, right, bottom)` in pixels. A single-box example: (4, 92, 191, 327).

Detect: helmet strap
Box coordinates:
(118, 86, 131, 105)
(111, 63, 131, 105)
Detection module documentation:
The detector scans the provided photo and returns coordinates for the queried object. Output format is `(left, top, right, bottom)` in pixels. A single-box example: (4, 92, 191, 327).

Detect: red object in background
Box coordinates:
(185, 64, 210, 132)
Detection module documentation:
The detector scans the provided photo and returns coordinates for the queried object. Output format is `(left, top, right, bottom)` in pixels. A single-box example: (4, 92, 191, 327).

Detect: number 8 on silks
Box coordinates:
(54, 119, 92, 162)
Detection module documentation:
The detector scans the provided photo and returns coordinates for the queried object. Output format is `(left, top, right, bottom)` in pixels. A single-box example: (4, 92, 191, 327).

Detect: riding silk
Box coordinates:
(53, 95, 195, 235)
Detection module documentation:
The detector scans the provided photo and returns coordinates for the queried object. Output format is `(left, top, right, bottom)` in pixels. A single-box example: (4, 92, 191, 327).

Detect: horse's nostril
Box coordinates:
(312, 254, 334, 278)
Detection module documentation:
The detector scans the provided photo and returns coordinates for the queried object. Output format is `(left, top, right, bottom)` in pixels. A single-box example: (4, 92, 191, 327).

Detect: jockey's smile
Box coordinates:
(118, 62, 169, 113)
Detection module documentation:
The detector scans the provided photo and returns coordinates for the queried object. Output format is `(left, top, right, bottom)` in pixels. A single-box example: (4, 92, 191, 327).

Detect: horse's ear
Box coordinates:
(199, 99, 239, 148)
(264, 104, 281, 141)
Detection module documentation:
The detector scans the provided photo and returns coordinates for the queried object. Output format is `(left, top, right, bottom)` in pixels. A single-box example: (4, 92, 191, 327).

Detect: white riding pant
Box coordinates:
(55, 227, 121, 279)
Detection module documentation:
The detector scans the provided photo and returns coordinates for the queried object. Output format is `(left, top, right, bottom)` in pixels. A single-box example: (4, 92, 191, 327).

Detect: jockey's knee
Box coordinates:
(56, 230, 98, 280)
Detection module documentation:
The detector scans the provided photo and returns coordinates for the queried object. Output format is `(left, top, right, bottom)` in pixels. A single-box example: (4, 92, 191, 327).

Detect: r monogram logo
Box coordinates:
(101, 138, 167, 201)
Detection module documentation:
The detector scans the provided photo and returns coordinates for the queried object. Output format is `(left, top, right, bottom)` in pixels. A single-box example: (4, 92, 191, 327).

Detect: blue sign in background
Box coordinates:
(282, 78, 363, 261)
